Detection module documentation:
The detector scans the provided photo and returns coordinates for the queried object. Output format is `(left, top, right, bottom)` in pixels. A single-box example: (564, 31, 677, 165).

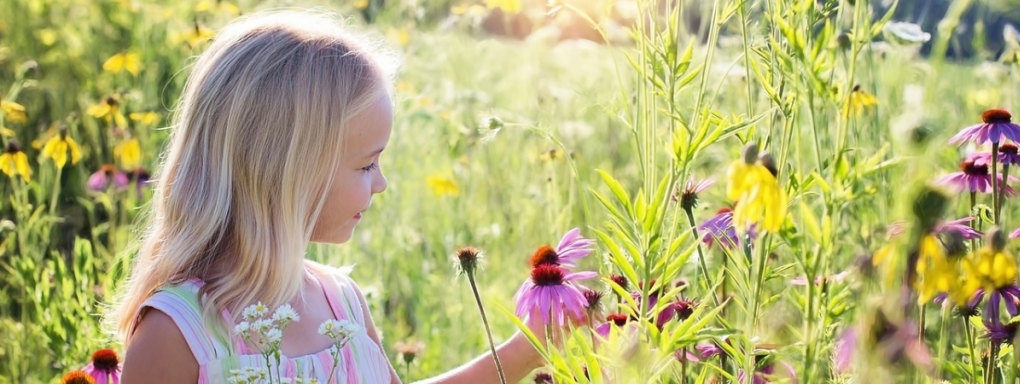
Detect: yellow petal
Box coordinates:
(67, 138, 82, 165)
(1, 101, 27, 123)
(49, 141, 68, 168)
(87, 103, 111, 118)
(40, 136, 58, 158)
(129, 112, 160, 125)
(15, 152, 31, 181)
(103, 53, 126, 73)
(115, 138, 142, 169)
(0, 154, 14, 177)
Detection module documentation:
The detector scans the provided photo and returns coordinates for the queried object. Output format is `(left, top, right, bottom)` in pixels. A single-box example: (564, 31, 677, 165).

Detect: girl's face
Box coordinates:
(310, 91, 392, 244)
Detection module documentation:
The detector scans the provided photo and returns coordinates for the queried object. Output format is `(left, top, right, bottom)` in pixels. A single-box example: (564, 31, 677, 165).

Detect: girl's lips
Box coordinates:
(354, 213, 362, 219)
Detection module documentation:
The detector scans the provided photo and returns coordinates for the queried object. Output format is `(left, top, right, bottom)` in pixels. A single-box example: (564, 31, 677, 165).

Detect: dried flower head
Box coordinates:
(455, 246, 483, 275)
(394, 341, 426, 365)
(583, 289, 604, 312)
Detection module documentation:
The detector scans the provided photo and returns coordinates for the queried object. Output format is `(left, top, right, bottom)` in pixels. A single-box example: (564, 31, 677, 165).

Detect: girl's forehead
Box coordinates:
(344, 93, 393, 155)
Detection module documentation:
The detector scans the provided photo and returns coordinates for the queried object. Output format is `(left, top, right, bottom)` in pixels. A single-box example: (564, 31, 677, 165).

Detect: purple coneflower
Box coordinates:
(973, 142, 1020, 165)
(81, 349, 121, 384)
(973, 286, 1020, 344)
(514, 264, 596, 326)
(87, 165, 129, 192)
(595, 313, 631, 338)
(935, 154, 1017, 195)
(886, 217, 982, 239)
(700, 207, 758, 249)
(678, 177, 714, 211)
(529, 228, 595, 268)
(949, 109, 1020, 145)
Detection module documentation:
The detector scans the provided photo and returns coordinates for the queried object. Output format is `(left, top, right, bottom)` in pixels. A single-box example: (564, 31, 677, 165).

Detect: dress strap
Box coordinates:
(135, 279, 236, 364)
(309, 263, 363, 325)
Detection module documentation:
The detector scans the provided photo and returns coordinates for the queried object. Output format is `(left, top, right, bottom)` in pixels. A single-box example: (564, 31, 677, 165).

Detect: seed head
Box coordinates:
(455, 247, 483, 275)
(982, 109, 1012, 124)
(60, 372, 95, 384)
(987, 226, 1007, 252)
(4, 140, 21, 153)
(90, 348, 120, 372)
(759, 154, 779, 177)
(609, 274, 629, 291)
(529, 245, 559, 267)
(394, 341, 425, 365)
(742, 144, 759, 165)
(530, 265, 566, 286)
(583, 289, 604, 312)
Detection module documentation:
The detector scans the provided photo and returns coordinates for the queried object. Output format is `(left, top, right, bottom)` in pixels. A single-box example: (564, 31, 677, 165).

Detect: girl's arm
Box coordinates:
(120, 309, 201, 383)
(352, 284, 545, 384)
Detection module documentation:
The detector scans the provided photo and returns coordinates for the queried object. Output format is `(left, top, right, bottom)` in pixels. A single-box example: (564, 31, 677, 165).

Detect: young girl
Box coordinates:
(109, 11, 550, 383)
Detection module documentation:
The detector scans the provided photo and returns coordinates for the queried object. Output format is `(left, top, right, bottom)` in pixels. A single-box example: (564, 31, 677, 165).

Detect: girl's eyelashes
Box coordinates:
(360, 162, 378, 173)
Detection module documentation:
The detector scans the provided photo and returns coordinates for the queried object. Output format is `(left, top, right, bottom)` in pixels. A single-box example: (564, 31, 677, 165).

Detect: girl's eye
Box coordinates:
(360, 163, 378, 173)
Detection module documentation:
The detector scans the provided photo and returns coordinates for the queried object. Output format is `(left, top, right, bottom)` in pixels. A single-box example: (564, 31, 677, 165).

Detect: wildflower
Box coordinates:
(114, 138, 142, 169)
(87, 165, 129, 191)
(582, 289, 604, 314)
(538, 147, 564, 161)
(243, 302, 269, 321)
(178, 21, 216, 48)
(128, 111, 160, 125)
(528, 228, 595, 268)
(726, 144, 788, 233)
(456, 243, 508, 384)
(974, 142, 1020, 165)
(595, 313, 630, 338)
(87, 96, 128, 128)
(513, 264, 596, 326)
(194, 0, 240, 15)
(883, 21, 932, 44)
(1, 100, 27, 123)
(700, 207, 758, 249)
(485, 0, 522, 14)
(935, 154, 1017, 195)
(655, 299, 696, 328)
(102, 52, 141, 76)
(427, 175, 460, 196)
(833, 327, 856, 374)
(0, 140, 31, 181)
(609, 274, 629, 291)
(128, 168, 152, 198)
(60, 371, 96, 384)
(40, 128, 82, 168)
(81, 348, 122, 384)
(949, 109, 1020, 145)
(233, 321, 251, 337)
(913, 234, 959, 304)
(844, 85, 878, 117)
(318, 319, 361, 345)
(394, 341, 425, 365)
(676, 177, 714, 211)
(533, 372, 554, 384)
(271, 303, 300, 324)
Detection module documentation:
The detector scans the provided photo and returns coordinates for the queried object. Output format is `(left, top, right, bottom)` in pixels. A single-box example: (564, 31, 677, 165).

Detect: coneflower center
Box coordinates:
(1001, 143, 1019, 155)
(983, 109, 1013, 124)
(529, 245, 559, 267)
(61, 371, 95, 384)
(960, 160, 989, 176)
(91, 349, 120, 371)
(4, 141, 20, 154)
(530, 264, 565, 286)
(607, 313, 629, 326)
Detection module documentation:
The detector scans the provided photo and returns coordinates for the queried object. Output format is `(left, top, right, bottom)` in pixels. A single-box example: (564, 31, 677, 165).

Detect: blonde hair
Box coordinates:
(107, 10, 394, 343)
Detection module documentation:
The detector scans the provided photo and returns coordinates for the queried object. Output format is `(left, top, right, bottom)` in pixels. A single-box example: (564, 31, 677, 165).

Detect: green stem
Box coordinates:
(936, 306, 949, 380)
(48, 166, 62, 216)
(966, 318, 981, 382)
(467, 271, 508, 384)
(684, 208, 719, 306)
(993, 142, 1000, 225)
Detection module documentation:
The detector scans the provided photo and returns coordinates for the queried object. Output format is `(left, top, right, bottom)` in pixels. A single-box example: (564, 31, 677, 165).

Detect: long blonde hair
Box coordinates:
(107, 10, 393, 343)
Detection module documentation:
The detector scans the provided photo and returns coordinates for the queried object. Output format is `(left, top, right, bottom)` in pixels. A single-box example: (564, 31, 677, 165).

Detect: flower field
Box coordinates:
(3, 0, 1020, 383)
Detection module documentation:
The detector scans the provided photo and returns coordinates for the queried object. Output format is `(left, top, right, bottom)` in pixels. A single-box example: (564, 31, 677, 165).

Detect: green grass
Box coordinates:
(3, 0, 1020, 383)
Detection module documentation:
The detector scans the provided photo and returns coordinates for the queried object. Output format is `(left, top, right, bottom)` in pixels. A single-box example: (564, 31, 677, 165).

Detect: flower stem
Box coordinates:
(48, 166, 62, 216)
(999, 163, 1010, 221)
(965, 318, 981, 382)
(986, 341, 999, 384)
(684, 208, 719, 307)
(936, 306, 949, 380)
(680, 347, 688, 384)
(466, 270, 508, 384)
(992, 142, 1000, 225)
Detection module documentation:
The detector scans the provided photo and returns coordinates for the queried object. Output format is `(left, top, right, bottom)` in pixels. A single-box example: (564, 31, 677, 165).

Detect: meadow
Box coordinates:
(2, 0, 1020, 383)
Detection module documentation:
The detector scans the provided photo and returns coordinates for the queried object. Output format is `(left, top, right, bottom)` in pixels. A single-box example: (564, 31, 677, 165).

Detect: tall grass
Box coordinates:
(1, 0, 1019, 383)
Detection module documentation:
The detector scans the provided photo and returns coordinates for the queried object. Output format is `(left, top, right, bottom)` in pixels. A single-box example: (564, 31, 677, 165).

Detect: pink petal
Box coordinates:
(565, 271, 598, 281)
(557, 228, 582, 250)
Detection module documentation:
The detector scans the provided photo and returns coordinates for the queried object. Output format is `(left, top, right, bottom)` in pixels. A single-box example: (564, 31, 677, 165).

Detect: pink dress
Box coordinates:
(136, 261, 392, 383)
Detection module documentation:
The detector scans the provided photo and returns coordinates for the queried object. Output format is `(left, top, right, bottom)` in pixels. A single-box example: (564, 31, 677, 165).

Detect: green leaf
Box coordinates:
(597, 169, 634, 218)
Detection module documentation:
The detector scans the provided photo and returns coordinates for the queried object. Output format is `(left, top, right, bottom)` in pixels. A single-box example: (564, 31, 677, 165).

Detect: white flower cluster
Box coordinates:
(227, 367, 268, 384)
(318, 318, 361, 346)
(234, 303, 301, 354)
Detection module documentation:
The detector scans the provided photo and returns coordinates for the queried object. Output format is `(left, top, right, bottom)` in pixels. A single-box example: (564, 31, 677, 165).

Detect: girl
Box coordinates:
(110, 11, 550, 383)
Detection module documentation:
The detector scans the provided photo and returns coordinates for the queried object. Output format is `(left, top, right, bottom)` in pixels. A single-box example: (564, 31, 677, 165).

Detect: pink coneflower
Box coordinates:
(973, 143, 1020, 165)
(81, 348, 121, 384)
(935, 154, 1018, 195)
(87, 165, 129, 191)
(699, 207, 759, 249)
(514, 264, 596, 326)
(655, 299, 696, 328)
(949, 109, 1020, 145)
(677, 177, 714, 211)
(529, 228, 595, 268)
(595, 313, 631, 338)
(886, 217, 982, 239)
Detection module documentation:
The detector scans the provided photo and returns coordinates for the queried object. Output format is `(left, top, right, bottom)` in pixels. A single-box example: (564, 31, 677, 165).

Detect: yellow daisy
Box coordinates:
(0, 140, 31, 181)
(87, 96, 128, 128)
(102, 52, 142, 76)
(114, 138, 142, 169)
(40, 128, 82, 169)
(843, 85, 878, 117)
(1, 101, 27, 124)
(726, 144, 788, 233)
(427, 176, 460, 197)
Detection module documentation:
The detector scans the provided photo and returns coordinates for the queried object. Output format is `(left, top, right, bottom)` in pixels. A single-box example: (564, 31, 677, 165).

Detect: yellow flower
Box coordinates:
(353, 0, 369, 9)
(968, 246, 1018, 289)
(427, 176, 460, 197)
(40, 129, 82, 169)
(0, 140, 31, 181)
(485, 0, 522, 14)
(176, 23, 216, 48)
(844, 85, 878, 117)
(129, 111, 160, 125)
(539, 147, 564, 161)
(36, 28, 59, 46)
(114, 138, 142, 169)
(913, 235, 958, 304)
(87, 96, 128, 128)
(102, 52, 142, 76)
(726, 145, 788, 233)
(1, 101, 27, 124)
(389, 27, 410, 47)
(194, 0, 239, 15)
